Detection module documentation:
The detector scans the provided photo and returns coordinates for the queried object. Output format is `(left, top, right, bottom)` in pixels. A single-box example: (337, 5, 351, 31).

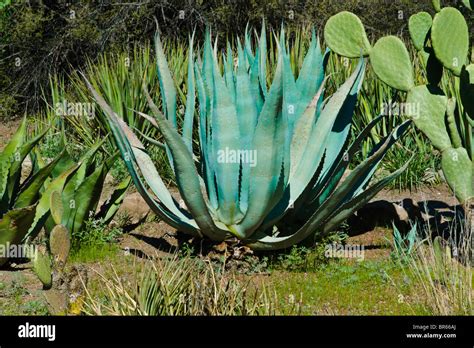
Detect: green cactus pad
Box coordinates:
(431, 7, 469, 76)
(50, 190, 63, 225)
(441, 147, 473, 203)
(446, 98, 462, 148)
(409, 12, 433, 51)
(460, 64, 474, 119)
(324, 11, 371, 58)
(49, 224, 70, 265)
(33, 248, 52, 289)
(406, 85, 450, 151)
(370, 36, 414, 91)
(432, 0, 441, 12)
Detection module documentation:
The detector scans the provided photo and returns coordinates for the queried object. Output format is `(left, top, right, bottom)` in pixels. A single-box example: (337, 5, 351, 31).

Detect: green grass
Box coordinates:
(69, 217, 124, 263)
(69, 244, 122, 264)
(269, 259, 430, 315)
(261, 232, 349, 273)
(1, 240, 466, 316)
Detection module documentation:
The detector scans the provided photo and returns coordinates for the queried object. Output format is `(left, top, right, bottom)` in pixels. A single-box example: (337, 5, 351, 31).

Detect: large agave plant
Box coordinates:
(86, 25, 411, 250)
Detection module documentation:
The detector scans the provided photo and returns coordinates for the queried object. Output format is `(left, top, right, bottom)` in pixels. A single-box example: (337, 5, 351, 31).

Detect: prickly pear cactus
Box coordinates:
(370, 36, 415, 91)
(408, 12, 432, 51)
(324, 3, 474, 206)
(49, 224, 70, 267)
(50, 190, 64, 226)
(324, 11, 371, 58)
(33, 247, 52, 290)
(431, 7, 469, 76)
(325, 2, 474, 264)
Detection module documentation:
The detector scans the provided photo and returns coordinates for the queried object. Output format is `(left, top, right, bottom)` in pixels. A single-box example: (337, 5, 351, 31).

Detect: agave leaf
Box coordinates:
(308, 114, 386, 207)
(280, 45, 298, 191)
(318, 120, 411, 220)
(182, 31, 196, 154)
(155, 30, 177, 126)
(289, 60, 364, 204)
(260, 61, 364, 230)
(133, 126, 166, 149)
(0, 164, 8, 217)
(289, 79, 326, 181)
(322, 157, 412, 233)
(201, 29, 215, 101)
(58, 142, 106, 232)
(25, 163, 80, 239)
(260, 152, 326, 232)
(0, 117, 26, 204)
(199, 30, 219, 210)
(318, 59, 365, 180)
(51, 150, 75, 178)
(74, 137, 108, 190)
(30, 147, 46, 172)
(244, 22, 255, 66)
(250, 49, 265, 113)
(155, 30, 177, 174)
(258, 18, 267, 97)
(281, 42, 298, 132)
(211, 46, 242, 225)
(83, 75, 201, 236)
(133, 143, 200, 223)
(224, 42, 236, 105)
(194, 63, 217, 208)
(235, 39, 259, 214)
(249, 157, 410, 251)
(294, 29, 325, 123)
(234, 55, 285, 237)
(143, 84, 229, 240)
(64, 163, 106, 234)
(248, 121, 411, 250)
(14, 153, 64, 209)
(348, 120, 412, 198)
(96, 176, 131, 224)
(6, 127, 49, 205)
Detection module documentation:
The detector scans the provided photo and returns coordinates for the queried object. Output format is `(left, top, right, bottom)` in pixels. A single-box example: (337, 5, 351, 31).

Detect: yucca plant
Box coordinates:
(82, 255, 278, 316)
(46, 42, 191, 151)
(86, 24, 411, 250)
